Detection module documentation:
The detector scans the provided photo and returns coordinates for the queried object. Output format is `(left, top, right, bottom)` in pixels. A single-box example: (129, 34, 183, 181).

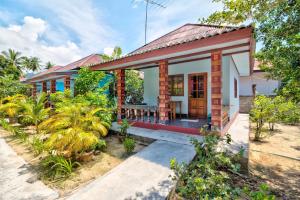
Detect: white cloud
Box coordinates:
(26, 0, 119, 54)
(103, 47, 114, 56)
(0, 16, 81, 66)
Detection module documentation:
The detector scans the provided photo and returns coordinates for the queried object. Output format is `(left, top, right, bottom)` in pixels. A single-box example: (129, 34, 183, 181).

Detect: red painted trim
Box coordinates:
(129, 121, 201, 135)
(27, 71, 76, 83)
(91, 28, 253, 70)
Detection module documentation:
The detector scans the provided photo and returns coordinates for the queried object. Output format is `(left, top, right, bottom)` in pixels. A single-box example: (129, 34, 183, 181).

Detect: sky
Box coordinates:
(0, 0, 224, 67)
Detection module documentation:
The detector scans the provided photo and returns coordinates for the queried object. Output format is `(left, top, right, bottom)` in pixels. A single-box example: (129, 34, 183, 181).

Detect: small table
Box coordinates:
(170, 101, 182, 119)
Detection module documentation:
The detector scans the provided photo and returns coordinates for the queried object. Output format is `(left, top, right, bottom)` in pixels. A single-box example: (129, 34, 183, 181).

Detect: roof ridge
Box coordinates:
(186, 23, 240, 29)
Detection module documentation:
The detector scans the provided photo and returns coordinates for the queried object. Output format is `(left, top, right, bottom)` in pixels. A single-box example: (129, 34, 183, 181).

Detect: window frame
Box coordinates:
(168, 74, 184, 96)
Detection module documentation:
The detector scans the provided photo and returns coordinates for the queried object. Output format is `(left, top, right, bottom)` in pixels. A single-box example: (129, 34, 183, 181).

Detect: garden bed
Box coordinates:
(249, 123, 300, 199)
(0, 128, 150, 197)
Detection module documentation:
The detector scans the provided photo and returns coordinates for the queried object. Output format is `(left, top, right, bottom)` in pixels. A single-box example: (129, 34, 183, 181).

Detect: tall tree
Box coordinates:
(45, 61, 55, 70)
(1, 49, 23, 71)
(203, 0, 300, 102)
(21, 57, 41, 72)
(100, 46, 122, 61)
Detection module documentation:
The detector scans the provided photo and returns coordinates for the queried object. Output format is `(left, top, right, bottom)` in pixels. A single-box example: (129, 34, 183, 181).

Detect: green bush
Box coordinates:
(91, 139, 107, 151)
(170, 135, 275, 199)
(40, 155, 80, 180)
(0, 119, 28, 142)
(243, 183, 275, 200)
(123, 137, 135, 154)
(119, 119, 130, 137)
(278, 100, 300, 125)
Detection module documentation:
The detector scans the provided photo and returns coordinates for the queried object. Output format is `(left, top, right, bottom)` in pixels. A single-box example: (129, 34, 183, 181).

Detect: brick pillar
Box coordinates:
(42, 81, 47, 93)
(211, 51, 223, 131)
(116, 69, 125, 120)
(64, 76, 71, 90)
(32, 83, 37, 97)
(159, 60, 170, 123)
(50, 79, 56, 93)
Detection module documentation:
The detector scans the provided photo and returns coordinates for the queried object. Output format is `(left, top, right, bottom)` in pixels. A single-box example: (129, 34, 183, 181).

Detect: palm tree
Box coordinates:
(45, 61, 55, 70)
(1, 49, 23, 70)
(100, 46, 122, 61)
(39, 103, 109, 158)
(0, 94, 26, 123)
(21, 93, 50, 134)
(21, 57, 41, 72)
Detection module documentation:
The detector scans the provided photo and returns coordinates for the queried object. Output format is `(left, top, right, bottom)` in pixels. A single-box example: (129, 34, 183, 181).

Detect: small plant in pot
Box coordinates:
(118, 119, 130, 142)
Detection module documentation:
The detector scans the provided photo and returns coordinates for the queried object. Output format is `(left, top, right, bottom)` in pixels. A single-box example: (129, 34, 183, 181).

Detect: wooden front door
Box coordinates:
(188, 73, 207, 118)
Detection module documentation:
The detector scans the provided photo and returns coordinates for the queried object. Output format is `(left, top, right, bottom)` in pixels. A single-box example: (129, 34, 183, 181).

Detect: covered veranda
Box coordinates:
(90, 24, 254, 135)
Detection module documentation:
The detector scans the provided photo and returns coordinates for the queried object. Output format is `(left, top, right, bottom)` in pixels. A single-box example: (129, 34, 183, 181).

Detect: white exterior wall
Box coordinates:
(240, 72, 279, 96)
(229, 58, 240, 118)
(142, 57, 232, 116)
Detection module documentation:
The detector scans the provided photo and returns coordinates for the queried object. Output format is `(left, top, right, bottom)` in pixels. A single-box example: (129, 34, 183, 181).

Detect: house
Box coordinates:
(239, 60, 280, 112)
(22, 54, 103, 95)
(89, 23, 255, 135)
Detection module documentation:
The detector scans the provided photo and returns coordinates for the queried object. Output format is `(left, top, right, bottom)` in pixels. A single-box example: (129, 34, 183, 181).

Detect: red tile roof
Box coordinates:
(27, 54, 102, 81)
(130, 23, 250, 55)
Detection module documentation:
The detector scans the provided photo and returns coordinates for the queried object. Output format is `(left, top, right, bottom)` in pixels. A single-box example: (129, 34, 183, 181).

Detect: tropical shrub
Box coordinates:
(40, 155, 80, 180)
(243, 183, 275, 200)
(170, 135, 275, 199)
(119, 119, 130, 137)
(74, 68, 106, 95)
(0, 119, 28, 142)
(0, 94, 26, 123)
(91, 139, 107, 152)
(125, 70, 144, 104)
(0, 75, 31, 99)
(30, 136, 45, 155)
(277, 100, 300, 125)
(123, 137, 135, 154)
(21, 93, 50, 134)
(40, 103, 109, 158)
(250, 95, 275, 140)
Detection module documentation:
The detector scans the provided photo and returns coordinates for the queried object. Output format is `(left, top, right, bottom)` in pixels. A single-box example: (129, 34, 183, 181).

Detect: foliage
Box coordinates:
(21, 56, 41, 72)
(91, 139, 107, 152)
(30, 136, 45, 156)
(119, 119, 130, 137)
(100, 46, 122, 61)
(40, 155, 79, 181)
(40, 103, 108, 158)
(0, 75, 31, 99)
(21, 93, 50, 134)
(123, 137, 135, 154)
(170, 135, 274, 199)
(202, 0, 300, 102)
(125, 70, 144, 104)
(0, 94, 26, 123)
(0, 119, 28, 142)
(74, 68, 106, 95)
(45, 61, 55, 69)
(1, 49, 23, 78)
(250, 95, 300, 140)
(243, 183, 275, 200)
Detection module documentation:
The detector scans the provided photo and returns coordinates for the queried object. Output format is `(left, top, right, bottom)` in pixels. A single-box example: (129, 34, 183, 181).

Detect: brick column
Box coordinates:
(50, 79, 56, 93)
(42, 81, 47, 93)
(211, 51, 223, 131)
(159, 60, 170, 123)
(116, 69, 125, 120)
(32, 83, 37, 97)
(64, 76, 71, 90)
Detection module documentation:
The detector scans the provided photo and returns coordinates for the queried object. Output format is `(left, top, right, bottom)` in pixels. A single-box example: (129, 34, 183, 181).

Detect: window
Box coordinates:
(234, 78, 238, 98)
(169, 74, 184, 96)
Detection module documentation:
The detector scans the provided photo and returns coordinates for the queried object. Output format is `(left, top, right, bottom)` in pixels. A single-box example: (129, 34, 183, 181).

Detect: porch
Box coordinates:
(90, 24, 254, 135)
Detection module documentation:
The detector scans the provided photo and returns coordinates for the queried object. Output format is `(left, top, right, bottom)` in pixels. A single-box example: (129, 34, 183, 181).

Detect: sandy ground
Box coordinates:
(249, 123, 300, 199)
(0, 129, 148, 197)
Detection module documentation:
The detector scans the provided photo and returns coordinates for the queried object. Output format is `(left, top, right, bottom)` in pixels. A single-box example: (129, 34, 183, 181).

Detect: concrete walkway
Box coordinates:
(0, 136, 59, 200)
(226, 114, 250, 157)
(66, 140, 196, 200)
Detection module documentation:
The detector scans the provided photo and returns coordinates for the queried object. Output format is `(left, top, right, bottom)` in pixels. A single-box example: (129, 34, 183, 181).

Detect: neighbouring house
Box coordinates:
(89, 23, 255, 135)
(239, 60, 280, 112)
(22, 54, 103, 95)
